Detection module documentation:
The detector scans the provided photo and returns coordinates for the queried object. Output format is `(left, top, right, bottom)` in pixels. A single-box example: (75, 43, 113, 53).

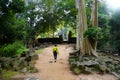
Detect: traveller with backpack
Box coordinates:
(52, 44, 59, 62)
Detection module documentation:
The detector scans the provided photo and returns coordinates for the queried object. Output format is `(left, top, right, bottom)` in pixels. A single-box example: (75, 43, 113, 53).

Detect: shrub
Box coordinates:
(84, 27, 103, 40)
(0, 41, 26, 57)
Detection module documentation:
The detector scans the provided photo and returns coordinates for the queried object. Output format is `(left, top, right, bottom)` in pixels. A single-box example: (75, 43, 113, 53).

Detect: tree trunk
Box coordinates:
(28, 38, 35, 53)
(75, 0, 81, 50)
(79, 0, 89, 55)
(90, 0, 98, 53)
(53, 29, 55, 38)
(76, 0, 98, 57)
(76, 0, 90, 55)
(90, 0, 98, 27)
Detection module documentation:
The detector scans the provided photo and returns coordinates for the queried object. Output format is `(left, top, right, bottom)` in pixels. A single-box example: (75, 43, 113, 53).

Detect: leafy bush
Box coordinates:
(0, 41, 26, 57)
(97, 26, 111, 50)
(84, 27, 103, 40)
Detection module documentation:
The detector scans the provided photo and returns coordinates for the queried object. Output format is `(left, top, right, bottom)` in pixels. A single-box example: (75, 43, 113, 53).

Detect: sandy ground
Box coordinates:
(13, 44, 118, 80)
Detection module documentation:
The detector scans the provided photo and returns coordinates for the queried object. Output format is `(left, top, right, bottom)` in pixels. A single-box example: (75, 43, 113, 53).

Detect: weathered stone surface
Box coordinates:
(21, 67, 27, 73)
(69, 51, 120, 75)
(99, 64, 107, 73)
(81, 60, 99, 66)
(69, 50, 80, 56)
(0, 49, 38, 73)
(84, 67, 92, 74)
(31, 54, 39, 61)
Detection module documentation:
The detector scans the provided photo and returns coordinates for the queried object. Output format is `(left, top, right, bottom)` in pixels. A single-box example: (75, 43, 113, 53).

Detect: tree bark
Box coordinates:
(90, 0, 98, 27)
(76, 0, 91, 55)
(76, 0, 98, 57)
(76, 0, 81, 50)
(90, 0, 98, 53)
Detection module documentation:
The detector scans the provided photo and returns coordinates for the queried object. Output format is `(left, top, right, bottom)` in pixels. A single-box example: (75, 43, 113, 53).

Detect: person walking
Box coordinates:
(52, 44, 59, 62)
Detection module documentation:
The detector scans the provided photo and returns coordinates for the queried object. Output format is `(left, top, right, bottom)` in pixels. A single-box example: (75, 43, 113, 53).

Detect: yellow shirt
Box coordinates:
(52, 46, 59, 54)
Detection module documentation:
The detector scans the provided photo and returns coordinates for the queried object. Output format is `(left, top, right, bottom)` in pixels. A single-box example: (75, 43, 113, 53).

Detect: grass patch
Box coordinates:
(35, 49, 43, 54)
(2, 70, 18, 79)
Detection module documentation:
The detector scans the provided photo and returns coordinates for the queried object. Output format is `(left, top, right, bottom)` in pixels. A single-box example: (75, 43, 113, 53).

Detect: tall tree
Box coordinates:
(0, 0, 25, 45)
(76, 0, 98, 56)
(89, 0, 98, 54)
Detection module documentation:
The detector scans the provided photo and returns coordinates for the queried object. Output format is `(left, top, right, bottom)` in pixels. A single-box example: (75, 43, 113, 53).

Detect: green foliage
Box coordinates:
(84, 27, 103, 40)
(0, 0, 25, 45)
(97, 2, 110, 50)
(21, 0, 77, 39)
(14, 18, 26, 40)
(109, 10, 120, 52)
(9, 0, 25, 13)
(0, 0, 25, 14)
(12, 0, 77, 40)
(0, 13, 16, 45)
(0, 0, 10, 13)
(98, 26, 111, 49)
(2, 70, 18, 79)
(0, 41, 26, 57)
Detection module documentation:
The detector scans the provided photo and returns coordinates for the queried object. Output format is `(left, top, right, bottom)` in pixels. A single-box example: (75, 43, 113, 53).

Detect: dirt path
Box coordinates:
(13, 44, 118, 80)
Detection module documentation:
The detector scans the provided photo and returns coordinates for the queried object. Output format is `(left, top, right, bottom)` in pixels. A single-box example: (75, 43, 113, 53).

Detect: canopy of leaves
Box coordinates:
(0, 0, 25, 45)
(23, 0, 77, 38)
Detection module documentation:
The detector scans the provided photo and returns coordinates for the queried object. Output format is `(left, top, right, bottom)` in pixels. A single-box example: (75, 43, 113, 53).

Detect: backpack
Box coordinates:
(54, 49, 57, 53)
(53, 47, 57, 53)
